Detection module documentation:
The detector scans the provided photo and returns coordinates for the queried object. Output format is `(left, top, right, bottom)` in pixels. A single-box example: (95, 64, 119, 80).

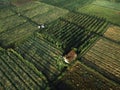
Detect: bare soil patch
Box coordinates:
(104, 25, 120, 42)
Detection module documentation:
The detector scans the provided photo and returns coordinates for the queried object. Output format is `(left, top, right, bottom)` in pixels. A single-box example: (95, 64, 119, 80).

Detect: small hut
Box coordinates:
(63, 49, 77, 64)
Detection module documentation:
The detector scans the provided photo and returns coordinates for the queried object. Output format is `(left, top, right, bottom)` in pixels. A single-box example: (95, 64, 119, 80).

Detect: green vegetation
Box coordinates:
(15, 33, 67, 81)
(54, 61, 120, 90)
(12, 1, 69, 23)
(40, 13, 108, 56)
(0, 14, 26, 33)
(0, 48, 48, 90)
(93, 0, 120, 10)
(39, 0, 94, 11)
(0, 21, 38, 48)
(0, 0, 120, 89)
(0, 1, 68, 48)
(77, 0, 120, 25)
(0, 8, 15, 19)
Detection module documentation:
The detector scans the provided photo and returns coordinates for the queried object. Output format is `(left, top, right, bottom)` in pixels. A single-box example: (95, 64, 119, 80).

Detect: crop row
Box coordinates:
(0, 22, 38, 48)
(0, 48, 48, 90)
(0, 8, 15, 19)
(83, 38, 120, 83)
(63, 12, 108, 34)
(15, 33, 67, 81)
(40, 19, 98, 55)
(0, 14, 26, 33)
(55, 61, 120, 90)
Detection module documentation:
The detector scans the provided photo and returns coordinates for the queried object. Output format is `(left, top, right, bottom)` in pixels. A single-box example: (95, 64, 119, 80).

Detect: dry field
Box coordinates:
(104, 25, 120, 42)
(83, 37, 120, 83)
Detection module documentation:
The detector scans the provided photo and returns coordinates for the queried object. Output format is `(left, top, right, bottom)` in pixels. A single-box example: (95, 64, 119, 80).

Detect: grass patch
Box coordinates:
(39, 0, 94, 11)
(77, 1, 120, 25)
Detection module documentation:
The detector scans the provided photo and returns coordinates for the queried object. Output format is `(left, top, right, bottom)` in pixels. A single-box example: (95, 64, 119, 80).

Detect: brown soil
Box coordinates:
(55, 61, 120, 90)
(64, 50, 77, 63)
(104, 25, 120, 42)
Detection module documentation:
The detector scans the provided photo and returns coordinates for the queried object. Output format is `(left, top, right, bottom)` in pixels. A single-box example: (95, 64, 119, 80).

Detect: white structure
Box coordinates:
(63, 57, 69, 64)
(18, 13, 21, 16)
(41, 24, 45, 28)
(38, 25, 41, 29)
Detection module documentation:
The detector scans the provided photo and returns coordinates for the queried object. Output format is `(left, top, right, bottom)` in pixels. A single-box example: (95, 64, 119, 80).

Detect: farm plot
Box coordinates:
(31, 8, 68, 24)
(40, 18, 99, 56)
(11, 0, 34, 6)
(54, 61, 120, 90)
(15, 33, 67, 81)
(0, 48, 48, 90)
(63, 12, 108, 34)
(39, 0, 94, 11)
(12, 1, 41, 12)
(82, 37, 120, 84)
(104, 25, 120, 42)
(0, 21, 38, 48)
(92, 0, 120, 11)
(12, 1, 69, 24)
(77, 1, 120, 25)
(0, 14, 26, 33)
(0, 8, 15, 19)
